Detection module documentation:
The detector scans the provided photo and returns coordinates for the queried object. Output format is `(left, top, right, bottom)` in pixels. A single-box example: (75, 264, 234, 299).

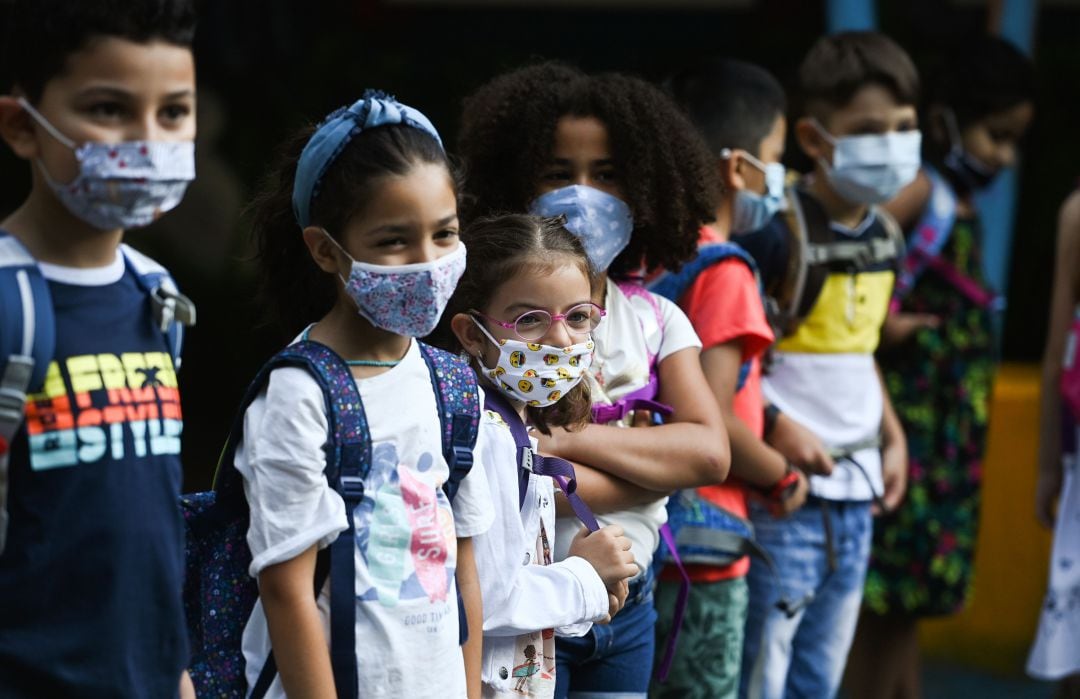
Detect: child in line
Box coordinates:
(651, 57, 831, 699)
(239, 92, 494, 698)
(849, 36, 1035, 699)
(0, 1, 199, 695)
(440, 213, 640, 697)
(459, 62, 731, 698)
(1029, 189, 1080, 696)
(734, 33, 914, 698)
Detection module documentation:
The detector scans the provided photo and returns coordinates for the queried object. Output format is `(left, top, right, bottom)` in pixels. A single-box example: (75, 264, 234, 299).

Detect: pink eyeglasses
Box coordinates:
(472, 302, 606, 341)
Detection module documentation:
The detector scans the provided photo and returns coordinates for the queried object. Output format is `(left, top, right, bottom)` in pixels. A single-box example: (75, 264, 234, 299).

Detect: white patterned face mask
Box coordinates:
(19, 97, 195, 230)
(472, 317, 593, 407)
(325, 232, 467, 337)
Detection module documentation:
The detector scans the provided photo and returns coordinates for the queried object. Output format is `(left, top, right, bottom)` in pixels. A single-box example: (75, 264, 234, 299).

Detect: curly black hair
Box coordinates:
(457, 61, 717, 276)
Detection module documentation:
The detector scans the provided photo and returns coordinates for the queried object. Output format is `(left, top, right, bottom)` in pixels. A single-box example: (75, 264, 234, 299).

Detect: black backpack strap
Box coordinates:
(219, 340, 369, 699)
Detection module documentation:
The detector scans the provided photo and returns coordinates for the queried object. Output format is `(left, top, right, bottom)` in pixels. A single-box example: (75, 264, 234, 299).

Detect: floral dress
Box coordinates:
(864, 215, 996, 617)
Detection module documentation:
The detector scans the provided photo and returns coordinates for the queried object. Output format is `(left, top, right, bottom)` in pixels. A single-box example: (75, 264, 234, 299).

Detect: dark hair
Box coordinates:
(931, 36, 1034, 129)
(251, 122, 452, 340)
(431, 213, 594, 435)
(666, 57, 787, 157)
(798, 32, 920, 120)
(2, 0, 197, 101)
(458, 62, 717, 277)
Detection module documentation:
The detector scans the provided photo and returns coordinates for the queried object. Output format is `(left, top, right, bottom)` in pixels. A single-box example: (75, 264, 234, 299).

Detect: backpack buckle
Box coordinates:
(338, 475, 366, 502)
(151, 285, 197, 332)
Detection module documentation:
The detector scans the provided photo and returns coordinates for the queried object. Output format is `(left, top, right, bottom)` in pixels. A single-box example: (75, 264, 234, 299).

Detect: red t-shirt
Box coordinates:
(664, 227, 774, 583)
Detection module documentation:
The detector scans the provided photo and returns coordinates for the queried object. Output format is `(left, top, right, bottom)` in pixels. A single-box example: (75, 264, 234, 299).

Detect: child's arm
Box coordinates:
(457, 537, 483, 699)
(701, 342, 808, 516)
(553, 461, 666, 517)
(877, 364, 908, 513)
(179, 670, 195, 699)
(1037, 192, 1080, 526)
(259, 544, 336, 699)
(537, 347, 729, 492)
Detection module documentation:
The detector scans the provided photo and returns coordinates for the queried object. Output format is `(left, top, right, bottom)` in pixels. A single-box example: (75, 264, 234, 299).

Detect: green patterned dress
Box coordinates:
(865, 215, 996, 617)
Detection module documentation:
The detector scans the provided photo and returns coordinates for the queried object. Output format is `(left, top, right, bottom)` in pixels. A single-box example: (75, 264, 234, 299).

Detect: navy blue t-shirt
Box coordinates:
(0, 257, 187, 698)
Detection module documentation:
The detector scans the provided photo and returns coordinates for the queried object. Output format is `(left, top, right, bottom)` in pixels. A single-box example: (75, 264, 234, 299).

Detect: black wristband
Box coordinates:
(763, 403, 781, 438)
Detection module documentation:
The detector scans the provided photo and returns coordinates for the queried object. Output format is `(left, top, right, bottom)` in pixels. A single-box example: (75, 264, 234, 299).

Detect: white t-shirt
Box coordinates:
(235, 340, 495, 699)
(475, 411, 609, 697)
(554, 279, 702, 574)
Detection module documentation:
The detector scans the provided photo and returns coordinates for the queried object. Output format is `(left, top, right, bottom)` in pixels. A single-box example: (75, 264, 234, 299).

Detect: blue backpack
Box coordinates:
(0, 232, 193, 554)
(181, 339, 479, 699)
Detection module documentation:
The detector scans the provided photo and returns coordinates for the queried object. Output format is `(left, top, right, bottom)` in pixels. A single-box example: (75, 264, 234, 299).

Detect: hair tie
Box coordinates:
(292, 89, 443, 227)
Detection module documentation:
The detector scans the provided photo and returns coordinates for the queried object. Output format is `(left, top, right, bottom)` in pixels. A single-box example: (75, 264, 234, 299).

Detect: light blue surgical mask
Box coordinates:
(812, 119, 922, 205)
(530, 185, 634, 273)
(724, 149, 787, 234)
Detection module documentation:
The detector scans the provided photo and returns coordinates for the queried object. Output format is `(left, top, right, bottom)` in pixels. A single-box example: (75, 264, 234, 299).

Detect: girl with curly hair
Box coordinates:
(458, 62, 730, 698)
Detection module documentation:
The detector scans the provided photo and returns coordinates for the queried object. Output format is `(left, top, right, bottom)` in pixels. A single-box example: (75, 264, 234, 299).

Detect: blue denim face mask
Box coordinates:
(530, 185, 633, 273)
(812, 120, 922, 205)
(726, 149, 787, 234)
(19, 98, 194, 231)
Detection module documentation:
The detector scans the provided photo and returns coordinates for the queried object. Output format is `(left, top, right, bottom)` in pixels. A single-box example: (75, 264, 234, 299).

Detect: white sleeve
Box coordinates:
(655, 293, 702, 362)
(473, 418, 609, 637)
(450, 387, 496, 539)
(234, 367, 348, 577)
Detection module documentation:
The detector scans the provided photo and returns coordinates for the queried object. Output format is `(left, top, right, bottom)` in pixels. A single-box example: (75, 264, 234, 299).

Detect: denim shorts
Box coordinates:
(739, 497, 872, 699)
(555, 567, 658, 699)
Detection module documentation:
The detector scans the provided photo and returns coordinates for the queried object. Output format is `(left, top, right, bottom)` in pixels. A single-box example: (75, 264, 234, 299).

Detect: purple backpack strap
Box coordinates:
(654, 523, 691, 683)
(483, 390, 599, 532)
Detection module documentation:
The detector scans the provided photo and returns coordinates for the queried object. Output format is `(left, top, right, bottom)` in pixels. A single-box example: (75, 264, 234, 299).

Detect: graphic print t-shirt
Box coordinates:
(236, 340, 495, 699)
(0, 253, 188, 698)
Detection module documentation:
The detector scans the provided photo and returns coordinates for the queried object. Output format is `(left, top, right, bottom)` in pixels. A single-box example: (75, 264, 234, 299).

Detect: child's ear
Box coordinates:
(450, 312, 485, 359)
(720, 153, 747, 192)
(794, 117, 832, 164)
(301, 226, 344, 275)
(0, 96, 41, 160)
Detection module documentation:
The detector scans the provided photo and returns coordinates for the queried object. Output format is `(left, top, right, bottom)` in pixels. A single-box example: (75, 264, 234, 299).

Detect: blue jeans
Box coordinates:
(556, 567, 658, 699)
(739, 498, 872, 699)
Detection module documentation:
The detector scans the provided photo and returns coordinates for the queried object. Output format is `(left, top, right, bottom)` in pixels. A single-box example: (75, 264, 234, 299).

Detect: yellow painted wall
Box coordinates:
(920, 363, 1054, 674)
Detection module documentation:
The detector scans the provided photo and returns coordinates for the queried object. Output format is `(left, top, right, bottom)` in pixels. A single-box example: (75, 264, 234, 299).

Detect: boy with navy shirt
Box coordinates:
(734, 32, 913, 699)
(0, 1, 198, 696)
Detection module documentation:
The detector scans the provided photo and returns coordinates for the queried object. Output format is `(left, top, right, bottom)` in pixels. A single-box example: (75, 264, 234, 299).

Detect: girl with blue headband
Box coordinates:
(237, 91, 494, 698)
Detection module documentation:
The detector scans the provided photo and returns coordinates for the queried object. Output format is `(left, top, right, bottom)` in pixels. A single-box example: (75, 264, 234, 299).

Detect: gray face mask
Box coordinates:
(19, 97, 195, 230)
(813, 119, 922, 205)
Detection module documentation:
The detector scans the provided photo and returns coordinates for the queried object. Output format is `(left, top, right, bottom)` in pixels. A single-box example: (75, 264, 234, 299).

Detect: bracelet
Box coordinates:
(763, 404, 781, 439)
(760, 465, 801, 503)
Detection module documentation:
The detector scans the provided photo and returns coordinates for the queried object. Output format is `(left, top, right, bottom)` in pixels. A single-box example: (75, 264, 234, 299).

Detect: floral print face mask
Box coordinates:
(19, 97, 195, 231)
(472, 317, 593, 407)
(324, 231, 467, 338)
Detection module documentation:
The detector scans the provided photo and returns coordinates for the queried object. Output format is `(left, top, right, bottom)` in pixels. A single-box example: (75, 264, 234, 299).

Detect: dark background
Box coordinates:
(1, 0, 1075, 488)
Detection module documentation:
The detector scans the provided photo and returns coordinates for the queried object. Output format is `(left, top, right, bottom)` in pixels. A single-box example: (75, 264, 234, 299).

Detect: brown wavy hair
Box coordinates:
(430, 213, 594, 435)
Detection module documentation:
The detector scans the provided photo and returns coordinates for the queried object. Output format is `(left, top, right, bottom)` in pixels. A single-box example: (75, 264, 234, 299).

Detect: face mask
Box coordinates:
(726, 149, 786, 234)
(472, 318, 593, 407)
(530, 185, 633, 273)
(326, 233, 467, 337)
(19, 98, 195, 231)
(941, 108, 998, 192)
(812, 120, 922, 205)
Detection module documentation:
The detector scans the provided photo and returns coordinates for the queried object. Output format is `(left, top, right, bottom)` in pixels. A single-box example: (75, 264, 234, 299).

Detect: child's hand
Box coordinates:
(600, 578, 629, 624)
(765, 468, 809, 518)
(568, 524, 637, 588)
(1035, 466, 1063, 529)
(878, 433, 908, 514)
(766, 413, 835, 476)
(180, 670, 196, 699)
(881, 312, 940, 347)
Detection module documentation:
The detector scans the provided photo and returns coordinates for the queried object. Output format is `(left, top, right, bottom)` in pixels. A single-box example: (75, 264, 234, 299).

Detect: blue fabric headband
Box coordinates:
(292, 90, 444, 227)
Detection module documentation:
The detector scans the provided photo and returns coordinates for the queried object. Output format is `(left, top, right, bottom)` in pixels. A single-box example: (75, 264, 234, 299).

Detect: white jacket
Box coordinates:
(472, 411, 609, 696)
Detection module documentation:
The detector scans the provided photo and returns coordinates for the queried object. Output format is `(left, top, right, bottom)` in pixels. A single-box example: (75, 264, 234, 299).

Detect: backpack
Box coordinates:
(181, 339, 479, 699)
(766, 186, 905, 338)
(0, 232, 194, 554)
(890, 166, 1003, 313)
(647, 241, 763, 391)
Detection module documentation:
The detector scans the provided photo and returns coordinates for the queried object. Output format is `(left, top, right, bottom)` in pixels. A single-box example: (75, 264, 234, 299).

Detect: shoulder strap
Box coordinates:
(483, 390, 599, 532)
(615, 281, 665, 370)
(215, 340, 368, 699)
(120, 244, 196, 369)
(0, 233, 55, 555)
(891, 167, 957, 309)
(647, 241, 761, 303)
(418, 343, 479, 503)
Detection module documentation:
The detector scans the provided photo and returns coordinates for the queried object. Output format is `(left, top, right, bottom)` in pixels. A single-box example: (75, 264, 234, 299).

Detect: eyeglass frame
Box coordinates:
(470, 302, 606, 342)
